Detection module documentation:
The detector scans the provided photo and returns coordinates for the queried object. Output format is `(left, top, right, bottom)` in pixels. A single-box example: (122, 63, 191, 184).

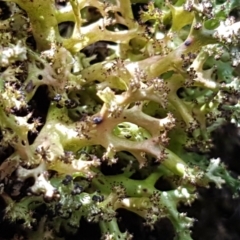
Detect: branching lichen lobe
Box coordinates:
(0, 0, 240, 239)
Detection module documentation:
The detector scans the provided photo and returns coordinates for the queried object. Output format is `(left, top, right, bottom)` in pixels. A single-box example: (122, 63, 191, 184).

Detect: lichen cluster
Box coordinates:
(0, 0, 240, 239)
